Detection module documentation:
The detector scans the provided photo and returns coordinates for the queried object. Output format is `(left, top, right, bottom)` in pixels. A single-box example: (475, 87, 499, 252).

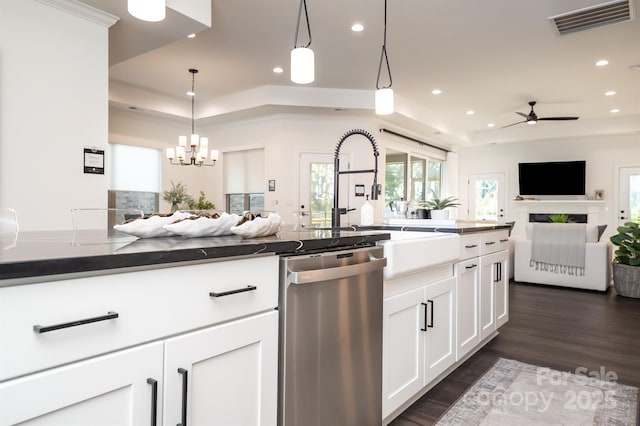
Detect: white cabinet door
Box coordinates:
(479, 253, 496, 341)
(480, 250, 509, 340)
(455, 258, 480, 361)
(382, 287, 425, 418)
(163, 310, 278, 426)
(424, 277, 456, 384)
(0, 342, 163, 426)
(493, 251, 509, 329)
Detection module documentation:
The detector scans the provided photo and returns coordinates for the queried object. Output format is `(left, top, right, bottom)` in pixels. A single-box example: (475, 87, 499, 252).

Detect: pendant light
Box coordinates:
(375, 0, 394, 115)
(166, 69, 218, 167)
(128, 0, 166, 22)
(291, 0, 314, 84)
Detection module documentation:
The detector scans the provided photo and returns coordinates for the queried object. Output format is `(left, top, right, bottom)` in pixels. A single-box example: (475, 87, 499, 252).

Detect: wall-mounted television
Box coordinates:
(518, 160, 586, 196)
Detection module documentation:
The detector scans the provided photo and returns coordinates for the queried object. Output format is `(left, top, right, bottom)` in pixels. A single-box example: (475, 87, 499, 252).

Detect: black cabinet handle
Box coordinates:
(494, 262, 502, 282)
(485, 241, 496, 246)
(420, 302, 428, 331)
(147, 378, 158, 426)
(209, 285, 257, 298)
(33, 311, 119, 334)
(177, 368, 188, 426)
(500, 238, 509, 243)
(465, 244, 477, 249)
(428, 300, 434, 328)
(465, 264, 478, 270)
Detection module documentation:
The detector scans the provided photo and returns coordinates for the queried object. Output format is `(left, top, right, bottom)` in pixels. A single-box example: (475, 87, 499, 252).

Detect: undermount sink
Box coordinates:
(378, 231, 460, 279)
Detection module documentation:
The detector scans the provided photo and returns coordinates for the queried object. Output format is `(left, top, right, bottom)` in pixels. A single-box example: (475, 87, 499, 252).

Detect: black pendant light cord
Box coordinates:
(189, 68, 198, 135)
(376, 0, 392, 90)
(294, 0, 312, 48)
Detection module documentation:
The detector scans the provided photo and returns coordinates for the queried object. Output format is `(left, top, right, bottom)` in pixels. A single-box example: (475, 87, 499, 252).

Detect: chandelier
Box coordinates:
(166, 69, 218, 167)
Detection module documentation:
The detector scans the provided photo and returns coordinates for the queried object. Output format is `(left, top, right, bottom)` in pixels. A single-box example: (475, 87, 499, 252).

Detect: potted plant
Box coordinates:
(162, 181, 193, 212)
(610, 221, 640, 298)
(549, 214, 569, 223)
(421, 195, 460, 220)
(187, 191, 216, 211)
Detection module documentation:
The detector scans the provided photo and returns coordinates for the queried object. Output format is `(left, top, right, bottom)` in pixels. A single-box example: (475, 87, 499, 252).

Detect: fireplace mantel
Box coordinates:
(512, 200, 607, 236)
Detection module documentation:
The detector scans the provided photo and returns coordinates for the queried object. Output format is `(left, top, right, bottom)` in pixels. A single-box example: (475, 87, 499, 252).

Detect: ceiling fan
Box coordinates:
(502, 101, 579, 128)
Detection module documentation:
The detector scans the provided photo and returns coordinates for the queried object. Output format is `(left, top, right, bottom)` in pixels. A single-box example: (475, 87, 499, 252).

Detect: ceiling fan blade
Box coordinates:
(538, 116, 579, 121)
(515, 112, 528, 118)
(501, 120, 526, 128)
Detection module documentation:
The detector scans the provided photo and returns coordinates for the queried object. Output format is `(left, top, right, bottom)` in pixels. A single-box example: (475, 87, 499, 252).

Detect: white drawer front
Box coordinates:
(0, 255, 278, 382)
(459, 234, 480, 260)
(480, 230, 510, 255)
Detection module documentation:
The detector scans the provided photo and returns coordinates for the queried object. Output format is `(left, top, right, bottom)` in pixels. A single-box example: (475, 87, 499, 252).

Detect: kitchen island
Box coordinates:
(0, 222, 510, 425)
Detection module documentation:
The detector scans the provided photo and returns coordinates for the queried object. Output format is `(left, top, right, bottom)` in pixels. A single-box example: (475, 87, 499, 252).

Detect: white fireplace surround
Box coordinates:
(512, 200, 607, 237)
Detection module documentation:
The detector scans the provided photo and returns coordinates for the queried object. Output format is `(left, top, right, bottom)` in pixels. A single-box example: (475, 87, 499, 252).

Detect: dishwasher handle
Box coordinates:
(288, 256, 387, 284)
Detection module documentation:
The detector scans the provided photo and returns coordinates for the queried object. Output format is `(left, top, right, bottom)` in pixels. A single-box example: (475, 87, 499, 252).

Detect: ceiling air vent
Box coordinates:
(549, 0, 632, 35)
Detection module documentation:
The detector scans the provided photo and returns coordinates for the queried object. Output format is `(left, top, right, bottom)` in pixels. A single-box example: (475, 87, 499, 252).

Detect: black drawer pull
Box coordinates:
(465, 264, 478, 270)
(485, 241, 496, 245)
(500, 238, 509, 243)
(465, 244, 477, 249)
(420, 302, 428, 331)
(147, 378, 158, 426)
(177, 368, 188, 426)
(209, 285, 257, 298)
(33, 311, 119, 334)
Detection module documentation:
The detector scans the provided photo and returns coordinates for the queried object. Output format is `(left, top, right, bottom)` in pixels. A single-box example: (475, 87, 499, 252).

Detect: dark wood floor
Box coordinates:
(390, 281, 640, 425)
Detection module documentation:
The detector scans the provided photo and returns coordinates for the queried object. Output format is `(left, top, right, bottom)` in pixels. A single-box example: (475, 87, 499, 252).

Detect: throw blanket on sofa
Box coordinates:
(530, 223, 586, 276)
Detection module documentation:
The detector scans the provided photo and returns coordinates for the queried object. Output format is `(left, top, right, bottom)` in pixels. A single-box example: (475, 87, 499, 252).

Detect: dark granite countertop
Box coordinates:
(0, 228, 390, 285)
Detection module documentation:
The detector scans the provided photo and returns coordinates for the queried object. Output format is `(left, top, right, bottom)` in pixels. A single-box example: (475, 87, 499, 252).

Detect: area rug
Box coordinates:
(436, 358, 639, 425)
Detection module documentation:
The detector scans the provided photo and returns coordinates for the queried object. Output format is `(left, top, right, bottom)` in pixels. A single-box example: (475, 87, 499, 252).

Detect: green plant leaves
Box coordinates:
(611, 221, 640, 266)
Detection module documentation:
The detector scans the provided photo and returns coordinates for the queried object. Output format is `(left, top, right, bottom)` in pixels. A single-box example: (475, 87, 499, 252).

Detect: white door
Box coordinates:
(299, 152, 350, 228)
(163, 311, 278, 426)
(618, 166, 640, 225)
(468, 173, 506, 222)
(0, 342, 163, 426)
(455, 259, 480, 361)
(382, 287, 425, 418)
(424, 277, 456, 384)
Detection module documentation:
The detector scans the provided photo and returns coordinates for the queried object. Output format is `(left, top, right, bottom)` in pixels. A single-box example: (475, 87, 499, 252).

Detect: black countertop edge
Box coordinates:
(0, 232, 390, 284)
(356, 224, 512, 234)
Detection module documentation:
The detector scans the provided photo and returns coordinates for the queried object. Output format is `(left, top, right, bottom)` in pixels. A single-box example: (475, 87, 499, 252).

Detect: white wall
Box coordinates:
(0, 1, 110, 231)
(457, 133, 640, 239)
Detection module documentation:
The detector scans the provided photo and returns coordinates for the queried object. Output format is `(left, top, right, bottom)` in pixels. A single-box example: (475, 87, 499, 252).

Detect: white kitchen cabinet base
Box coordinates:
(0, 341, 163, 426)
(163, 310, 278, 426)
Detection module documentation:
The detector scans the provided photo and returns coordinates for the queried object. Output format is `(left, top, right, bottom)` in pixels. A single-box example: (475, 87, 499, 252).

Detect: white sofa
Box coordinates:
(514, 223, 611, 291)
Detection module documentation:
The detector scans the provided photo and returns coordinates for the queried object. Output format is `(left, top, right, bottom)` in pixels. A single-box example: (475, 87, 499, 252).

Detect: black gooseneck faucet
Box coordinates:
(331, 129, 379, 229)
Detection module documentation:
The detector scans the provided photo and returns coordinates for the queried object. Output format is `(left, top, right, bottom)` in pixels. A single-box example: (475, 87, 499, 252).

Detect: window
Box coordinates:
(223, 148, 265, 214)
(226, 193, 265, 215)
(385, 150, 407, 204)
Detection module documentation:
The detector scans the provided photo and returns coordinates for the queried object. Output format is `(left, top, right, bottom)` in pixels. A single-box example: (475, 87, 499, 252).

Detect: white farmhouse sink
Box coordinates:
(378, 231, 460, 279)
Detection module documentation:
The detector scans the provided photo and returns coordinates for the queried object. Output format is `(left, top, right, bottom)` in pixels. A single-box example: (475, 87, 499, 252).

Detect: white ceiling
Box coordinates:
(85, 0, 640, 148)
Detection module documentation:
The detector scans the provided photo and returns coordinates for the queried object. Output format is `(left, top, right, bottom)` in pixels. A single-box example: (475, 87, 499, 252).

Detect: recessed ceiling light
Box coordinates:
(273, 67, 284, 74)
(432, 89, 442, 95)
(611, 108, 620, 113)
(605, 90, 616, 96)
(466, 110, 475, 115)
(187, 33, 196, 39)
(351, 23, 364, 32)
(595, 59, 609, 67)
(487, 123, 495, 128)
(187, 91, 195, 96)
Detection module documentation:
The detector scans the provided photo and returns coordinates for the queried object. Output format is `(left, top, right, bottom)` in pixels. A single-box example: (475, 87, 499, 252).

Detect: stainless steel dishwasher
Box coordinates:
(278, 245, 386, 426)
